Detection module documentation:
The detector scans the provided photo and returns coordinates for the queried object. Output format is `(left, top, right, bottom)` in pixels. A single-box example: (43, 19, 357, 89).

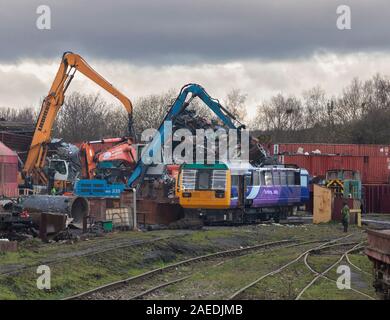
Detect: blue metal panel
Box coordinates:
(74, 179, 125, 198)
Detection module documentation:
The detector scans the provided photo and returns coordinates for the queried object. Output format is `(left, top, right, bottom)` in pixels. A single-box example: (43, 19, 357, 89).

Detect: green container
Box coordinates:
(102, 220, 113, 232)
(343, 180, 362, 200)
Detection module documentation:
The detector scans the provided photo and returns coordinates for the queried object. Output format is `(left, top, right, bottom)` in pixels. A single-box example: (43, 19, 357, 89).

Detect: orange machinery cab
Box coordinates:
(176, 163, 231, 209)
(97, 141, 138, 167)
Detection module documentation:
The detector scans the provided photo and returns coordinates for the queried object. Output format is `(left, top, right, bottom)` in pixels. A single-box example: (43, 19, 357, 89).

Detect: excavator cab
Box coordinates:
(48, 159, 69, 182)
(47, 158, 72, 192)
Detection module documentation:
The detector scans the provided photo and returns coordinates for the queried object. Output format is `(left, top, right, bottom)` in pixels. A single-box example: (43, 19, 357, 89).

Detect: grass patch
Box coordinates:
(0, 223, 372, 300)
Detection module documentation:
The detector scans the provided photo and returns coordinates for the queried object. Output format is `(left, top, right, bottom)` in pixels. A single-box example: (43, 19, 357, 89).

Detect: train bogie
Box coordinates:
(184, 206, 294, 225)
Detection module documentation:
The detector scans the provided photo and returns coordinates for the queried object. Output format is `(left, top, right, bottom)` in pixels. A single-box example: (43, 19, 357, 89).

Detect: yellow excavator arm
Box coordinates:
(23, 51, 133, 185)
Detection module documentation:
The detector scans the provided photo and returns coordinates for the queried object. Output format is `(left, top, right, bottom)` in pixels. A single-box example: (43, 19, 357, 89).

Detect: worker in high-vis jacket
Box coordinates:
(341, 201, 350, 233)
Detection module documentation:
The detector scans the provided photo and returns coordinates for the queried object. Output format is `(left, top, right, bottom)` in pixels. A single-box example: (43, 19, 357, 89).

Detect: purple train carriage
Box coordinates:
(176, 162, 310, 224)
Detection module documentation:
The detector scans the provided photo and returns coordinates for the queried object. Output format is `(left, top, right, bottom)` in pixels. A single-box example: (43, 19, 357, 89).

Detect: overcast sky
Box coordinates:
(1, 0, 390, 118)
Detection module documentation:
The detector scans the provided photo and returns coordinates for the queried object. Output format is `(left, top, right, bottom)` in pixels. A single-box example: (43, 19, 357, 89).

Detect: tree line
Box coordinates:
(1, 73, 389, 144)
(251, 73, 390, 144)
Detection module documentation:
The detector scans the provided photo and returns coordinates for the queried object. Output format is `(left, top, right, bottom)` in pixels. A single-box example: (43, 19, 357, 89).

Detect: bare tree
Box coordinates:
(302, 86, 328, 128)
(334, 77, 366, 124)
(102, 106, 130, 137)
(0, 106, 37, 123)
(53, 92, 111, 142)
(361, 73, 390, 112)
(224, 89, 248, 122)
(132, 90, 177, 133)
(6, 73, 388, 146)
(254, 93, 303, 131)
(348, 107, 390, 144)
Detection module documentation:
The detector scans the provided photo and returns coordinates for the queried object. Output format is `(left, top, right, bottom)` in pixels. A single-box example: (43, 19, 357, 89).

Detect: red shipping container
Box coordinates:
(363, 184, 390, 214)
(272, 143, 390, 157)
(0, 142, 18, 197)
(279, 154, 390, 184)
(363, 156, 390, 184)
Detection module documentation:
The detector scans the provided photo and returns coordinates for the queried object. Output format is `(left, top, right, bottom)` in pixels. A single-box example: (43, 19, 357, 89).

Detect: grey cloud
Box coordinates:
(0, 0, 389, 64)
(0, 68, 47, 108)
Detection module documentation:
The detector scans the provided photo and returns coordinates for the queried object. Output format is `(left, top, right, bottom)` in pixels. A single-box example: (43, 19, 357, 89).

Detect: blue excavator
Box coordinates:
(74, 83, 270, 197)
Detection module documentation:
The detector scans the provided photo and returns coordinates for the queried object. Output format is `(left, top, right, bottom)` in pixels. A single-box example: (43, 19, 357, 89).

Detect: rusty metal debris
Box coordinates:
(21, 195, 89, 226)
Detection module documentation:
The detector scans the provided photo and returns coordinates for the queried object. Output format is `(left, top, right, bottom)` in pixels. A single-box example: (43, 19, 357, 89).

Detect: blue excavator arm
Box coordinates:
(127, 83, 244, 188)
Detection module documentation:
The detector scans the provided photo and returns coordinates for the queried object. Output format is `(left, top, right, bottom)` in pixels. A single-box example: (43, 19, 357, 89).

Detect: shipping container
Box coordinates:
(279, 154, 390, 184)
(363, 184, 390, 214)
(272, 143, 390, 157)
(0, 141, 18, 197)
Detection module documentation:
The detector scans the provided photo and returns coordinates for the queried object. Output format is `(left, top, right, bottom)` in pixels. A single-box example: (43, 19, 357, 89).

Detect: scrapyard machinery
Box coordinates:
(76, 83, 263, 195)
(74, 84, 277, 226)
(22, 51, 135, 193)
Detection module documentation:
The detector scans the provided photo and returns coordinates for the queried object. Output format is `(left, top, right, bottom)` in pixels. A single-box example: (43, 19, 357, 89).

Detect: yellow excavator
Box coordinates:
(22, 51, 134, 191)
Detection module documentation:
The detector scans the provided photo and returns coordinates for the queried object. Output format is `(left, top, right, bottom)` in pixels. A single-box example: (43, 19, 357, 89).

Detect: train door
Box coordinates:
(237, 173, 251, 208)
(237, 175, 245, 208)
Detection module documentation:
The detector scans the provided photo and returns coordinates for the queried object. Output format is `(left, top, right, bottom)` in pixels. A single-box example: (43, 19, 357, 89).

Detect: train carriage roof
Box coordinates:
(181, 163, 228, 170)
(181, 162, 309, 175)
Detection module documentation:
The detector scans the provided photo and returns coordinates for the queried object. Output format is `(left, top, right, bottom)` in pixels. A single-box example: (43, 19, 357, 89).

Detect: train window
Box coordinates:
(212, 170, 226, 190)
(265, 171, 273, 186)
(245, 175, 251, 187)
(50, 160, 67, 175)
(287, 171, 295, 185)
(327, 170, 338, 180)
(301, 175, 308, 187)
(252, 171, 260, 185)
(273, 171, 281, 185)
(294, 172, 301, 185)
(198, 171, 211, 190)
(259, 172, 266, 185)
(182, 169, 196, 190)
(280, 171, 287, 185)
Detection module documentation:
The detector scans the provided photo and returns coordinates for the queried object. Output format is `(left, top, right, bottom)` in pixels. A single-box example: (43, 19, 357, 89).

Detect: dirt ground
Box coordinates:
(0, 223, 379, 300)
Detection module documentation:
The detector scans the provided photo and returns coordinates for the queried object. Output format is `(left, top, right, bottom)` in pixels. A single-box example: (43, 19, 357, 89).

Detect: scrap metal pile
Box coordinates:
(172, 108, 276, 166)
(0, 195, 90, 241)
(0, 199, 37, 241)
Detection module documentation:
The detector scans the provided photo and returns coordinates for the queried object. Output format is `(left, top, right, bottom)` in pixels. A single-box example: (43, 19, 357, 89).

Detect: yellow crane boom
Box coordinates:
(23, 51, 134, 185)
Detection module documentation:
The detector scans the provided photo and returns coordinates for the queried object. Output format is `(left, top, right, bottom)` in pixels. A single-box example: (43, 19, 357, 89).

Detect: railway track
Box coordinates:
(0, 233, 190, 277)
(298, 242, 375, 300)
(64, 238, 304, 300)
(126, 240, 332, 300)
(123, 238, 362, 301)
(228, 234, 355, 299)
(128, 275, 192, 300)
(229, 234, 375, 300)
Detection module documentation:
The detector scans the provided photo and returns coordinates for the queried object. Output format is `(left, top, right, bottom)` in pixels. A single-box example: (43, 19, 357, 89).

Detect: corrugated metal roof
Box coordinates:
(0, 131, 32, 152)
